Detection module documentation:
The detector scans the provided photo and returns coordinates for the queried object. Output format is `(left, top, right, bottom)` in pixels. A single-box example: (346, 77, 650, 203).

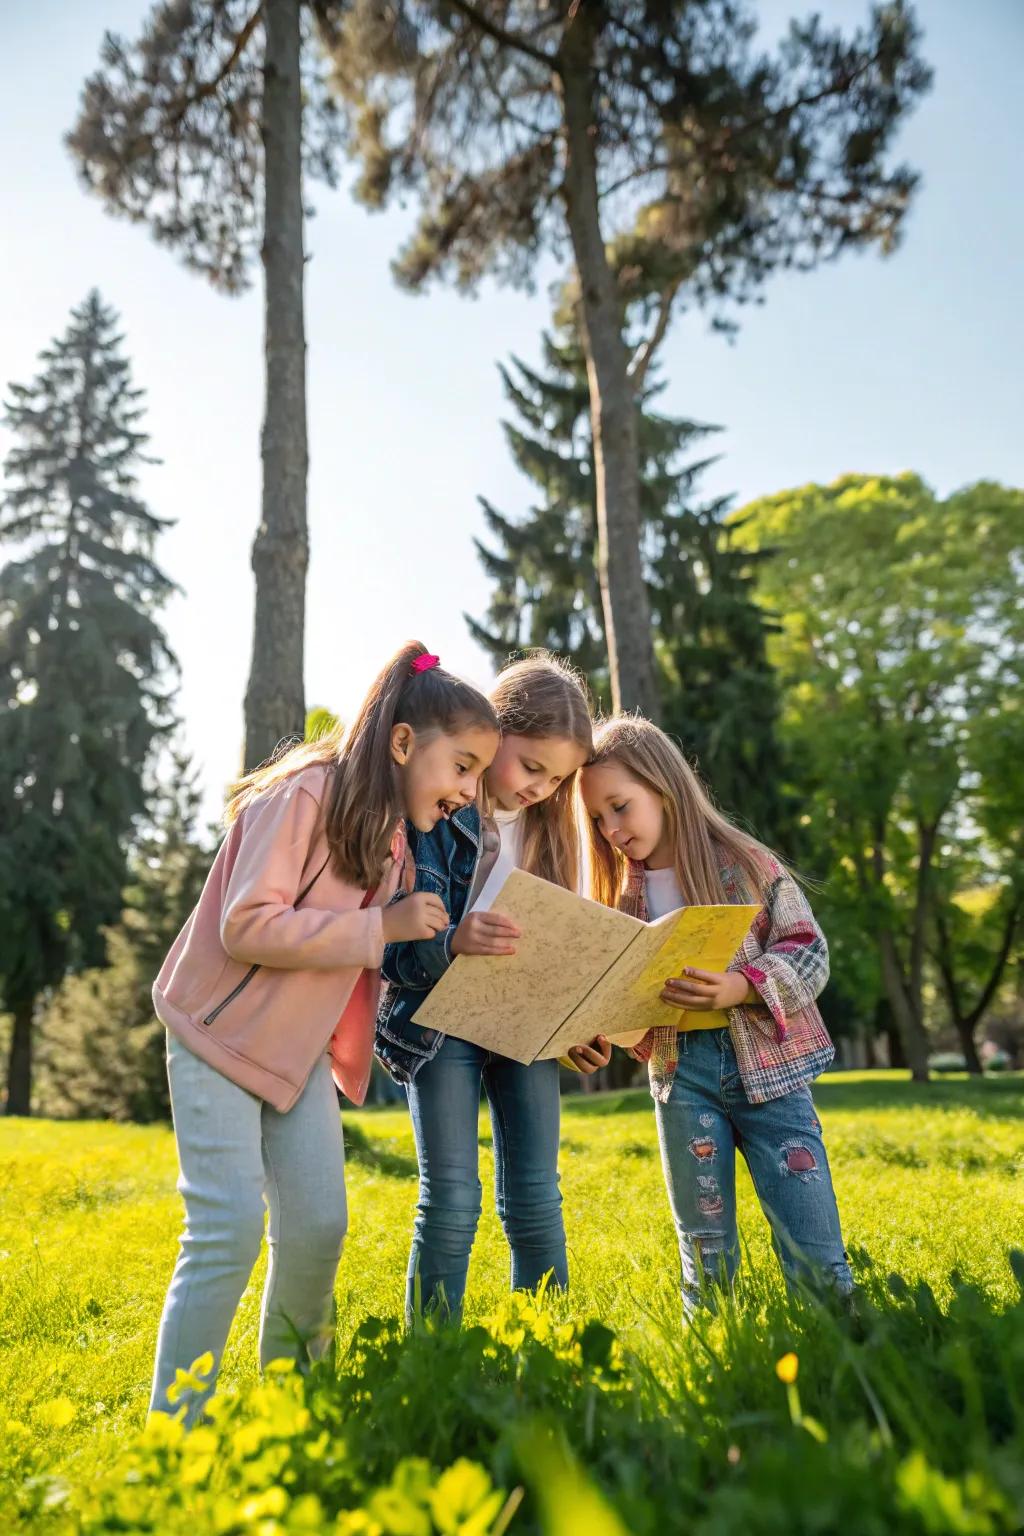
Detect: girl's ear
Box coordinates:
(390, 722, 414, 766)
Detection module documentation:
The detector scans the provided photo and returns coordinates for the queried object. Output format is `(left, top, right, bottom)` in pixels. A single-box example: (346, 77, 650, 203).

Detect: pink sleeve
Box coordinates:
(219, 780, 384, 971)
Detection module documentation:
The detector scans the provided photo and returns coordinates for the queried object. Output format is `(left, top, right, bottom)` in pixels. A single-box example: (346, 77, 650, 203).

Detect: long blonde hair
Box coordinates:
(225, 642, 498, 887)
(583, 714, 779, 908)
(490, 653, 594, 892)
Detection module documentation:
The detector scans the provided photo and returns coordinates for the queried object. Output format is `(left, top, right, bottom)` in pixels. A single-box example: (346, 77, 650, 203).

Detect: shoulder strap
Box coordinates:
(296, 853, 330, 907)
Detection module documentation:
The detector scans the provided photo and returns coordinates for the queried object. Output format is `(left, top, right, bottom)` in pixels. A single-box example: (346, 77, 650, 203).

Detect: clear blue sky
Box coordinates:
(2, 0, 1022, 822)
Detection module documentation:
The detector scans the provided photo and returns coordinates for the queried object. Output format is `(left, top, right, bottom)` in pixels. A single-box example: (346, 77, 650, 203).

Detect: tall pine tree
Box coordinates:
(469, 322, 787, 841)
(69, 1, 347, 770)
(0, 292, 176, 1114)
(320, 0, 930, 720)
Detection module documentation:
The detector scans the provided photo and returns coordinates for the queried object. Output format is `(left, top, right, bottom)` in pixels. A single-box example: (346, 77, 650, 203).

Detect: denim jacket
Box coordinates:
(374, 803, 483, 1085)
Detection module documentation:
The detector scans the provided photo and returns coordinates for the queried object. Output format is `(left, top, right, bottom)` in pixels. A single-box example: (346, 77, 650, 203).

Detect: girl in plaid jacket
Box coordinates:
(580, 715, 852, 1314)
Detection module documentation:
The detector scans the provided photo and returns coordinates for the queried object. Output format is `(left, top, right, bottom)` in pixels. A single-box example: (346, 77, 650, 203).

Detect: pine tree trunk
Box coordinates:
(244, 0, 308, 771)
(878, 929, 931, 1082)
(4, 999, 33, 1116)
(557, 19, 660, 722)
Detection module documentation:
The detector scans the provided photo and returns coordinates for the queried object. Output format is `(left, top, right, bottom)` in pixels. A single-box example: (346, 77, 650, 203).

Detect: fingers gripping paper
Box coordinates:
(411, 868, 759, 1065)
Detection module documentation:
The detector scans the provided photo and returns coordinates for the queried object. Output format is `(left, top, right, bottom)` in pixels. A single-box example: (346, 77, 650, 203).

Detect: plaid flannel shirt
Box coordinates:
(621, 855, 835, 1105)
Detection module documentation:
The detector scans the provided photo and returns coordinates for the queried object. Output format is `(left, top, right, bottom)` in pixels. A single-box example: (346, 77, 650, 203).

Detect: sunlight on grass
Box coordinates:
(1, 1071, 1021, 1531)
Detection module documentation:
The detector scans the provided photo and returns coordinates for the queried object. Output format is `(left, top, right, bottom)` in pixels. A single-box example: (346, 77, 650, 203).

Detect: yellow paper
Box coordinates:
(412, 869, 759, 1064)
(633, 904, 760, 999)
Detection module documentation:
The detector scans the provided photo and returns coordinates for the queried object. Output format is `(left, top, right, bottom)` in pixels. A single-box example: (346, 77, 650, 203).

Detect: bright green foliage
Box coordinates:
(1, 1075, 1022, 1532)
(732, 475, 1024, 1070)
(0, 291, 177, 1110)
(305, 706, 341, 743)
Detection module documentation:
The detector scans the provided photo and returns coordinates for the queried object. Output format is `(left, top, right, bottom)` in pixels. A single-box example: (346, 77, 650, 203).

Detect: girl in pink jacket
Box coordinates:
(149, 642, 499, 1420)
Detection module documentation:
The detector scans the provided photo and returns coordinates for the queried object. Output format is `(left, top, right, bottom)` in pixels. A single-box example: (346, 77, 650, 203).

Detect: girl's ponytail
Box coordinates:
(228, 642, 497, 888)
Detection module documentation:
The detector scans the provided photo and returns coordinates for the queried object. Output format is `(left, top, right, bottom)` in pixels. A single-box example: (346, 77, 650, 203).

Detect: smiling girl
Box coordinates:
(376, 653, 610, 1320)
(149, 643, 498, 1418)
(581, 715, 851, 1316)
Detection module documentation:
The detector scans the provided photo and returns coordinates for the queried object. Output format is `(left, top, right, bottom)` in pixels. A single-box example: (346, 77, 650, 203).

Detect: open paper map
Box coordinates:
(411, 868, 759, 1064)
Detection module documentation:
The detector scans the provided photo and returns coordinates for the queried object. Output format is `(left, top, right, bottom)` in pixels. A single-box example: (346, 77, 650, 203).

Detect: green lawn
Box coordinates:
(1, 1070, 1022, 1533)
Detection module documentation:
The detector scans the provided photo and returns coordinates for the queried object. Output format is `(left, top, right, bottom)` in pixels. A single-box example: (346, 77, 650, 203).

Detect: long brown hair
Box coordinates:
(226, 642, 498, 887)
(489, 653, 594, 891)
(582, 714, 779, 909)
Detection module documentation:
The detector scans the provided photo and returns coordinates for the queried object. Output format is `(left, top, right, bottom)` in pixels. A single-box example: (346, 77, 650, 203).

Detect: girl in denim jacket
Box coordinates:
(376, 654, 611, 1320)
(581, 715, 852, 1315)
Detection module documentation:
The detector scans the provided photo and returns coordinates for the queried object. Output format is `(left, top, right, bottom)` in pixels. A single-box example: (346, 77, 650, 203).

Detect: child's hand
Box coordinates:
(450, 910, 522, 957)
(566, 1035, 612, 1074)
(382, 893, 450, 944)
(661, 968, 752, 1011)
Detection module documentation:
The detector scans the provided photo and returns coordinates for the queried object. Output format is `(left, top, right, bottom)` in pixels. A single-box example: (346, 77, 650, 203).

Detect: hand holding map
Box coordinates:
(411, 869, 759, 1064)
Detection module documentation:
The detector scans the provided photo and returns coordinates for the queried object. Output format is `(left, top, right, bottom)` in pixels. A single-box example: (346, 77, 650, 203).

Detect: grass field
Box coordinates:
(1, 1070, 1022, 1533)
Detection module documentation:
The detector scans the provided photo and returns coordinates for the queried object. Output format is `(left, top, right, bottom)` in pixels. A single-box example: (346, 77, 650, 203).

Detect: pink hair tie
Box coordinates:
(410, 653, 441, 675)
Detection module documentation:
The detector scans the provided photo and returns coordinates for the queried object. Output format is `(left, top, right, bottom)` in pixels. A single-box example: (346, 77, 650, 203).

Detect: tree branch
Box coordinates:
(445, 0, 558, 73)
(627, 278, 682, 389)
(167, 6, 263, 130)
(721, 46, 884, 148)
(966, 895, 1023, 1029)
(599, 158, 671, 202)
(932, 906, 963, 1021)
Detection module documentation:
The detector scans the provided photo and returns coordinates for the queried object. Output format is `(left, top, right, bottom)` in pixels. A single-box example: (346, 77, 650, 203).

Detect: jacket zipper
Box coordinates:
(203, 964, 259, 1026)
(201, 852, 332, 1028)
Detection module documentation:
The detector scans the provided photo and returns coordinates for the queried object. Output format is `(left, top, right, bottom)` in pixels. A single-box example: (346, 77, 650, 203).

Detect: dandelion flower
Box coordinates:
(776, 1352, 799, 1384)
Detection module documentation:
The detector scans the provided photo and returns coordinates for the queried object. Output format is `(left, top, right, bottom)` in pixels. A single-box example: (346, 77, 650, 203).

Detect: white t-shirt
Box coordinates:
(470, 808, 524, 912)
(643, 865, 684, 920)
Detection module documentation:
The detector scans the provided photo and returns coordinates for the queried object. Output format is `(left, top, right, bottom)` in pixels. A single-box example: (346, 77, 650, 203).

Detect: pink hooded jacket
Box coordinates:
(152, 764, 405, 1111)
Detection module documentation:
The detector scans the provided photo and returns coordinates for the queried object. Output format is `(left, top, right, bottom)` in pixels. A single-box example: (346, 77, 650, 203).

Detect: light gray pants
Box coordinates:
(149, 1034, 347, 1421)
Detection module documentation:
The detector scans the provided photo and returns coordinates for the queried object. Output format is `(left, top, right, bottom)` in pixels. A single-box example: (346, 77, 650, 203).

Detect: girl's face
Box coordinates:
(581, 761, 672, 868)
(392, 721, 500, 833)
(486, 733, 589, 813)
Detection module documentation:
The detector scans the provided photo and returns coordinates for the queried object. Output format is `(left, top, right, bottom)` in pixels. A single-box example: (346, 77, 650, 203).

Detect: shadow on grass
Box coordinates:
(343, 1122, 419, 1179)
(813, 1072, 1024, 1120)
(560, 1073, 1024, 1122)
(562, 1090, 650, 1118)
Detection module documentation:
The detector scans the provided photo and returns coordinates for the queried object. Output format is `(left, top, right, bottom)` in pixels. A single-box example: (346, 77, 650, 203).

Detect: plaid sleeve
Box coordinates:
(731, 875, 829, 1042)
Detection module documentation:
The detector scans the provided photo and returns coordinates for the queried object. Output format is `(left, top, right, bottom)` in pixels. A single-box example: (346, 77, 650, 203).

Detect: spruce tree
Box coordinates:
(469, 322, 787, 840)
(0, 292, 176, 1114)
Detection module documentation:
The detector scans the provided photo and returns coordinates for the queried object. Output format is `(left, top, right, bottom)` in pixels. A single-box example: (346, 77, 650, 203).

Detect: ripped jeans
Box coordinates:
(654, 1028, 852, 1313)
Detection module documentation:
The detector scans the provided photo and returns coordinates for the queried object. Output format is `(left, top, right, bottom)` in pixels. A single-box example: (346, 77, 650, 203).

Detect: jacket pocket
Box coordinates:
(376, 1009, 442, 1058)
(203, 964, 260, 1026)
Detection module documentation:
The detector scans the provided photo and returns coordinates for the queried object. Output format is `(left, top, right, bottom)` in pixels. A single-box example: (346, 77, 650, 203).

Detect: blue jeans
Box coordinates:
(655, 1028, 852, 1313)
(150, 1036, 347, 1422)
(404, 1035, 567, 1320)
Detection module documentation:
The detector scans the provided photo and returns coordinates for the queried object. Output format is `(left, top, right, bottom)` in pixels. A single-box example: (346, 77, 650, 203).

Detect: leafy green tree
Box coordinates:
(470, 322, 787, 840)
(733, 474, 1024, 1081)
(0, 293, 176, 1114)
(321, 0, 930, 719)
(69, 0, 346, 769)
